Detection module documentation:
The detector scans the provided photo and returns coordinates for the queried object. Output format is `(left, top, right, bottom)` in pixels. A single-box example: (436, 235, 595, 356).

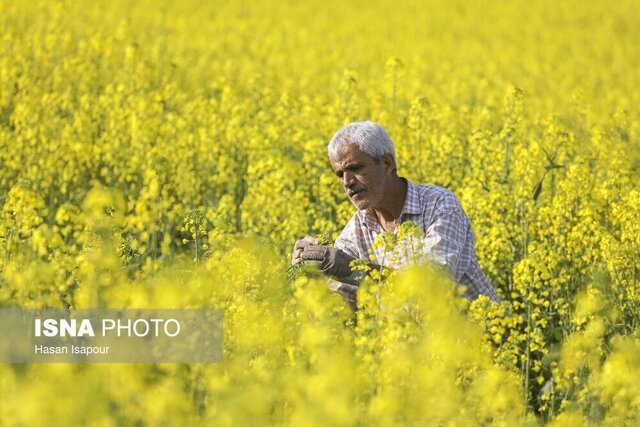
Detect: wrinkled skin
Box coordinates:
(329, 144, 396, 211)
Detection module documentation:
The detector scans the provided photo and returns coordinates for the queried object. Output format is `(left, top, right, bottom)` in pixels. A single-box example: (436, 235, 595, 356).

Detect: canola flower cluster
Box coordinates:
(1, 0, 639, 425)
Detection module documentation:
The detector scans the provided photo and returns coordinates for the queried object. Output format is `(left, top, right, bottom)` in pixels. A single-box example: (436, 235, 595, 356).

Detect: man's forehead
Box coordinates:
(329, 144, 369, 166)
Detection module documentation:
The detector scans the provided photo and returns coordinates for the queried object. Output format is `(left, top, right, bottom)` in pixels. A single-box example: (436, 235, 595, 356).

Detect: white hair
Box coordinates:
(327, 121, 396, 162)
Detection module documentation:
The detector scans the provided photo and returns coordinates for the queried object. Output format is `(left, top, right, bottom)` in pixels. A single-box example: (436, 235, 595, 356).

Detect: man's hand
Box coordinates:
(292, 236, 318, 265)
(298, 245, 355, 279)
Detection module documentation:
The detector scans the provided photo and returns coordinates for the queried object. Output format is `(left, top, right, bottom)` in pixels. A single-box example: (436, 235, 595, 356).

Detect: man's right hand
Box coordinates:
(291, 236, 318, 265)
(299, 245, 355, 279)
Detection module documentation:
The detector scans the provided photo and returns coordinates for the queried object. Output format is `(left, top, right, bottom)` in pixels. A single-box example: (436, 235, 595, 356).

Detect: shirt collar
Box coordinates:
(358, 177, 421, 231)
(360, 209, 381, 232)
(401, 178, 422, 215)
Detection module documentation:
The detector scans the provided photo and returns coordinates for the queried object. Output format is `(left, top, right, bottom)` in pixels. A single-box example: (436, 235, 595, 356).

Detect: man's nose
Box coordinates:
(342, 171, 355, 188)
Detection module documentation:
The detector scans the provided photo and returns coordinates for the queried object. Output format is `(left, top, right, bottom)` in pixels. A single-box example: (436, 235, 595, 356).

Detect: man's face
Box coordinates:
(330, 144, 391, 210)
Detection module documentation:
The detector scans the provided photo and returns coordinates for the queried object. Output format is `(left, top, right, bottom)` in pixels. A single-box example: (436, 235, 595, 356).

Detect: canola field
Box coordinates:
(1, 0, 639, 425)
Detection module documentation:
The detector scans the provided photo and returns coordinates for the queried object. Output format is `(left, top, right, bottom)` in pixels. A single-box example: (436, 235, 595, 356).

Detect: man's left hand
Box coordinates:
(299, 245, 355, 279)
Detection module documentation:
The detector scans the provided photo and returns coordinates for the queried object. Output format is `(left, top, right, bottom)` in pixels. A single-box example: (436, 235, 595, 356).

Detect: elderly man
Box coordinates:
(292, 121, 499, 308)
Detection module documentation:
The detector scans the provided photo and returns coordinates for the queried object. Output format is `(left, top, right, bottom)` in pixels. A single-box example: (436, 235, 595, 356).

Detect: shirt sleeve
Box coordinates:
(332, 236, 365, 288)
(422, 208, 472, 282)
(330, 221, 363, 310)
(334, 229, 359, 258)
(332, 217, 365, 284)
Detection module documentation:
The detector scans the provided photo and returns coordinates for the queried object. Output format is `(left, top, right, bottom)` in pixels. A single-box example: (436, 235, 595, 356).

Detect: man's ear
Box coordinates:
(383, 153, 396, 175)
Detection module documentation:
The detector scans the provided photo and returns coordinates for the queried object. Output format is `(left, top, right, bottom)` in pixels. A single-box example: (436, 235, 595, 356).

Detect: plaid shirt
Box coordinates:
(330, 178, 500, 307)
